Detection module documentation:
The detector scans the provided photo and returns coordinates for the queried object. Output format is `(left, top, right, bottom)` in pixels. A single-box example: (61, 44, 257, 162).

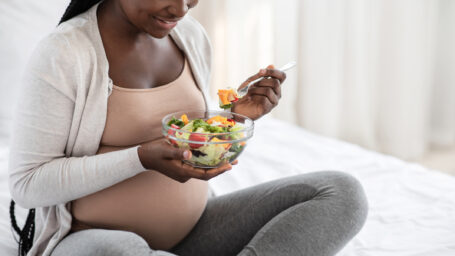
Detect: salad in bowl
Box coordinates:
(162, 110, 254, 168)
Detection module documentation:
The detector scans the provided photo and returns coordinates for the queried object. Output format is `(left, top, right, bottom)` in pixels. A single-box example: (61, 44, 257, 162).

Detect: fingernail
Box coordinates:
(183, 150, 191, 159)
(259, 69, 266, 75)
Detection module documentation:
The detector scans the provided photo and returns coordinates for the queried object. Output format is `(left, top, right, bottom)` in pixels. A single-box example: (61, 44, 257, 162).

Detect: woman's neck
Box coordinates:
(97, 0, 164, 46)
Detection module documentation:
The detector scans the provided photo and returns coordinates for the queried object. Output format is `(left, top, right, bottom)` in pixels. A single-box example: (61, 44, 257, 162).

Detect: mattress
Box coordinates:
(1, 117, 454, 256)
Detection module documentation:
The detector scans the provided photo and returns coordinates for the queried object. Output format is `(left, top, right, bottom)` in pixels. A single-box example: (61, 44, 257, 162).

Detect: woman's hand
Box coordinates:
(137, 138, 235, 183)
(232, 65, 287, 120)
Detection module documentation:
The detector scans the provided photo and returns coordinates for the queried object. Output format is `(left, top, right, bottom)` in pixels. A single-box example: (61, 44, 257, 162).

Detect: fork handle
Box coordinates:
(240, 61, 297, 94)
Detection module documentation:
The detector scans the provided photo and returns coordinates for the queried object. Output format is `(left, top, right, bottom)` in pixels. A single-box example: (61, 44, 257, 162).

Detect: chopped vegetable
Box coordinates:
(166, 114, 249, 167)
(220, 103, 232, 110)
(167, 117, 185, 128)
(181, 114, 189, 125)
(218, 88, 239, 109)
(210, 137, 232, 150)
(167, 124, 181, 146)
(206, 115, 227, 124)
(217, 64, 278, 110)
(191, 118, 230, 133)
(206, 116, 235, 127)
(188, 134, 207, 149)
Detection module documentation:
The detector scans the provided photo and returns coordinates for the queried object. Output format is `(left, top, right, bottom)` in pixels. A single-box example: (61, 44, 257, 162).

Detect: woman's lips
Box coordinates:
(153, 16, 178, 30)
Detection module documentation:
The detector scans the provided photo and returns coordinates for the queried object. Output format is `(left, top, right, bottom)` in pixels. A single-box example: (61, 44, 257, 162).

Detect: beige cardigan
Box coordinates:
(8, 3, 212, 256)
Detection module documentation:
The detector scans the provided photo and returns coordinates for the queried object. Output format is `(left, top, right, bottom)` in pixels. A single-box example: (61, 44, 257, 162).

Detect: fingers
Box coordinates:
(172, 160, 233, 182)
(238, 64, 286, 91)
(248, 86, 280, 106)
(202, 164, 233, 179)
(238, 70, 267, 90)
(255, 77, 281, 98)
(261, 68, 286, 83)
(152, 139, 237, 183)
(160, 141, 192, 160)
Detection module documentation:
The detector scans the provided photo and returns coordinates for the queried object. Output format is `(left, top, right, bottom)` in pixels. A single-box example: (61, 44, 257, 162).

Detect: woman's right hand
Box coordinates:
(137, 138, 234, 183)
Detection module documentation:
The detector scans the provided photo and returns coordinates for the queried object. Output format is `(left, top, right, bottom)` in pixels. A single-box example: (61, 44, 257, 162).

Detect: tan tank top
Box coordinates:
(70, 58, 209, 249)
(100, 58, 206, 149)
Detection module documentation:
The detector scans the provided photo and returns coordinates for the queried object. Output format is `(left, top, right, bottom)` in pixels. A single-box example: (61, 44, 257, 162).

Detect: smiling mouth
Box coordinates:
(154, 16, 179, 29)
(156, 17, 177, 24)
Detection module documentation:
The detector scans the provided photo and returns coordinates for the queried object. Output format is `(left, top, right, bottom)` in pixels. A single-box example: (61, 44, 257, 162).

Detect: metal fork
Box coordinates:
(237, 61, 297, 97)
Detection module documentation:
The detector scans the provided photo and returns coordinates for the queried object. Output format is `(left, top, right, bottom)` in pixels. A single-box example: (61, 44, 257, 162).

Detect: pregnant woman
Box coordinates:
(8, 0, 368, 255)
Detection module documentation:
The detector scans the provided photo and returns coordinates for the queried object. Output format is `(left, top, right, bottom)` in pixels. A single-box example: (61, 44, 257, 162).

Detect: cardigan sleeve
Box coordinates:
(8, 33, 147, 209)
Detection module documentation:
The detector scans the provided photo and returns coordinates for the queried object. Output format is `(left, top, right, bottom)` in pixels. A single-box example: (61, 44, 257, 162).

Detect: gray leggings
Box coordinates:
(51, 171, 368, 256)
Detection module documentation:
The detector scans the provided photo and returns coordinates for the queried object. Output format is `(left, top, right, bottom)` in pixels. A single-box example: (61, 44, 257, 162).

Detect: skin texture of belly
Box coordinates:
(71, 148, 209, 250)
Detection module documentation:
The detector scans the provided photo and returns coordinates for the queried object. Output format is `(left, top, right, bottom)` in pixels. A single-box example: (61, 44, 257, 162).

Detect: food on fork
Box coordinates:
(217, 88, 239, 109)
(217, 64, 278, 110)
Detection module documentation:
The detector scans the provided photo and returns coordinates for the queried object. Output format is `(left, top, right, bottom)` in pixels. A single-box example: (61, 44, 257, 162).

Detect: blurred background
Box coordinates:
(190, 0, 455, 173)
(0, 0, 454, 173)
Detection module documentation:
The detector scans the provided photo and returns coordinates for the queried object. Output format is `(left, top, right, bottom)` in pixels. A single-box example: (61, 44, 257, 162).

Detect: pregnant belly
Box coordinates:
(71, 147, 209, 250)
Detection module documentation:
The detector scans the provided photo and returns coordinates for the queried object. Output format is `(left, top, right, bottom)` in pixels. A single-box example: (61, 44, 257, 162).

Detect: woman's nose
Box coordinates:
(168, 0, 189, 18)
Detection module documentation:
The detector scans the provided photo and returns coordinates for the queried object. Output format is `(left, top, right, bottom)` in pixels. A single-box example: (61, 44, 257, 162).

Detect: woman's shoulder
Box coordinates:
(32, 5, 101, 65)
(27, 8, 104, 80)
(25, 9, 103, 98)
(41, 11, 99, 55)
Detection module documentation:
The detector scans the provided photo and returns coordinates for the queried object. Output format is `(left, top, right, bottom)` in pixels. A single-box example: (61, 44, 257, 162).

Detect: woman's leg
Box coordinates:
(51, 229, 176, 256)
(171, 171, 368, 256)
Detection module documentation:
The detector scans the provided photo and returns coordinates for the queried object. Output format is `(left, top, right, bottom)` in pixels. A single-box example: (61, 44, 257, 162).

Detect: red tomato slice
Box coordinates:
(189, 134, 207, 149)
(167, 124, 181, 146)
(168, 124, 180, 135)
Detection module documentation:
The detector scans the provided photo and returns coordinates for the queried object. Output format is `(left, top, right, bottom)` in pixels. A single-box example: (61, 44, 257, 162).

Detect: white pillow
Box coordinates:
(0, 0, 70, 140)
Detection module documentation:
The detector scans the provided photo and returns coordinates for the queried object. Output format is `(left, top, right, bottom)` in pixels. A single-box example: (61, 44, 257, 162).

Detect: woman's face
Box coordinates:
(118, 0, 198, 38)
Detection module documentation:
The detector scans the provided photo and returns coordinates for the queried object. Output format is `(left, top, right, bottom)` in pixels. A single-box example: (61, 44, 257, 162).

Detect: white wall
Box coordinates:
(0, 0, 70, 138)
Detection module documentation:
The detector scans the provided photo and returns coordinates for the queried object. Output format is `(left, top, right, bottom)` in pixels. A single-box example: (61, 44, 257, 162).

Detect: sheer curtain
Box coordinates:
(191, 0, 455, 160)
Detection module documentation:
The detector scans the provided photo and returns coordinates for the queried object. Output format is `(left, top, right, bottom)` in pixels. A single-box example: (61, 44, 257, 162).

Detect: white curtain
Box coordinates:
(191, 0, 455, 160)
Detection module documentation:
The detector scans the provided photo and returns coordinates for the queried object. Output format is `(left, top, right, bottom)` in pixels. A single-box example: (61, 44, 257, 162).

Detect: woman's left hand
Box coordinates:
(231, 65, 287, 120)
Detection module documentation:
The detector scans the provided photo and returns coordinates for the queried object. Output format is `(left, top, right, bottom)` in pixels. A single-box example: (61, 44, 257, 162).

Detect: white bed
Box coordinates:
(1, 116, 455, 256)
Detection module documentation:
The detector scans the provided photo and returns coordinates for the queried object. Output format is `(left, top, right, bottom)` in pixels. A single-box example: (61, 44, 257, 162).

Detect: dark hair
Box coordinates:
(59, 0, 103, 24)
(10, 200, 35, 256)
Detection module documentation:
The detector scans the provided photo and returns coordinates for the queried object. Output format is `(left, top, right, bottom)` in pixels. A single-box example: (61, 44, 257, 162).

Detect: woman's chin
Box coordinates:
(151, 32, 171, 39)
(144, 26, 173, 39)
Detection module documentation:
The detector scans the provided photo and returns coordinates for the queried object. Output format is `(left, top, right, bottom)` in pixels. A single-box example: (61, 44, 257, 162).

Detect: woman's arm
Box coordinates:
(8, 34, 146, 209)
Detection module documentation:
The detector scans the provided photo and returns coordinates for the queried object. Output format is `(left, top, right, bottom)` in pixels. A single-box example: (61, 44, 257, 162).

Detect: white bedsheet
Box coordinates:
(1, 117, 454, 255)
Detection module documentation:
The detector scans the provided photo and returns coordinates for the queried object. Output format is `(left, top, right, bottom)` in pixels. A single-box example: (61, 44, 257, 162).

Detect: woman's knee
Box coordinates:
(53, 229, 151, 256)
(284, 171, 368, 226)
(100, 230, 151, 256)
(323, 171, 369, 231)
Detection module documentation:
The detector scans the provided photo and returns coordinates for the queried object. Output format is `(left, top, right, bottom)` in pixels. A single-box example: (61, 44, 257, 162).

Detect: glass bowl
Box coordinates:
(162, 110, 254, 168)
